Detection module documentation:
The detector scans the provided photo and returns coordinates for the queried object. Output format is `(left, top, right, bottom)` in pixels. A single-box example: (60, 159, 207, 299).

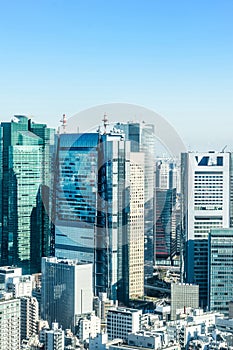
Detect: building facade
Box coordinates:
(41, 257, 93, 331)
(0, 296, 21, 350)
(155, 188, 177, 264)
(170, 283, 199, 320)
(0, 116, 54, 274)
(181, 152, 231, 307)
(115, 122, 156, 279)
(107, 307, 142, 341)
(208, 228, 233, 316)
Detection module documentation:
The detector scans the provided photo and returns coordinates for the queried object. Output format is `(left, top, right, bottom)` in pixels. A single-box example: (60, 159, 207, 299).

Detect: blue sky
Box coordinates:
(0, 0, 232, 150)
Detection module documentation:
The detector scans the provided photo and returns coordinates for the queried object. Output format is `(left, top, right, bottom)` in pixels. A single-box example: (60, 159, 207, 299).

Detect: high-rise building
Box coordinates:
(95, 132, 131, 303)
(128, 152, 144, 299)
(0, 116, 55, 274)
(155, 188, 176, 265)
(55, 128, 145, 304)
(41, 257, 93, 331)
(181, 152, 231, 307)
(208, 228, 233, 316)
(0, 296, 21, 350)
(54, 133, 99, 263)
(115, 122, 156, 279)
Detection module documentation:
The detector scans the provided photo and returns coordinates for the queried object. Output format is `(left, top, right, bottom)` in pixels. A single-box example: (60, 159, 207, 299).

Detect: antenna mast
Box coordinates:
(102, 113, 109, 134)
(60, 114, 67, 133)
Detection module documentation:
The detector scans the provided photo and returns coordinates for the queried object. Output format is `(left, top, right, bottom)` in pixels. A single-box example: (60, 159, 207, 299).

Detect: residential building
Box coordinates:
(41, 257, 93, 331)
(208, 228, 233, 316)
(181, 151, 231, 307)
(0, 265, 22, 290)
(20, 296, 39, 341)
(76, 312, 101, 341)
(0, 295, 21, 350)
(44, 323, 64, 350)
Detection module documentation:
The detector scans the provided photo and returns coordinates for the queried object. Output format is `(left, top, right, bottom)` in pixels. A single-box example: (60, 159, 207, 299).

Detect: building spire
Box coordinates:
(102, 113, 109, 134)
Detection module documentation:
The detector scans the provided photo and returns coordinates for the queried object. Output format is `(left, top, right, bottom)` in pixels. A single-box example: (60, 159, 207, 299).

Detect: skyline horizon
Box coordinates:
(1, 104, 232, 153)
(0, 0, 232, 152)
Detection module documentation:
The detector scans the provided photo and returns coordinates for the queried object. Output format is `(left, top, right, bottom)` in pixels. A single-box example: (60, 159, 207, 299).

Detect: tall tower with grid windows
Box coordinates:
(181, 151, 231, 307)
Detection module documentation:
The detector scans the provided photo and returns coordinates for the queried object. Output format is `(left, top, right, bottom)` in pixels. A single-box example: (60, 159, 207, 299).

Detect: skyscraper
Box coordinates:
(54, 127, 145, 304)
(208, 228, 233, 316)
(0, 116, 54, 274)
(115, 122, 156, 279)
(54, 133, 99, 263)
(155, 188, 176, 265)
(181, 151, 231, 307)
(95, 131, 131, 303)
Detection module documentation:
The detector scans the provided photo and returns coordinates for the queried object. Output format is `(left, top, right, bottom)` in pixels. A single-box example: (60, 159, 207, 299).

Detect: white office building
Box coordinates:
(107, 307, 142, 341)
(181, 152, 231, 307)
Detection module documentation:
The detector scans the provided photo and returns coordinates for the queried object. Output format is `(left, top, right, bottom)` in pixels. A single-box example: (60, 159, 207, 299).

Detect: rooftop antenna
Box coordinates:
(221, 145, 227, 153)
(60, 113, 67, 133)
(102, 113, 109, 134)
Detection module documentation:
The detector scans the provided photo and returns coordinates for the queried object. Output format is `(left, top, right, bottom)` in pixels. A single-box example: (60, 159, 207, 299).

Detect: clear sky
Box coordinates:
(0, 0, 232, 150)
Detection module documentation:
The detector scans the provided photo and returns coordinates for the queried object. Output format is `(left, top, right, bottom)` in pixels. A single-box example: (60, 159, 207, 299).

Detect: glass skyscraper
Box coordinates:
(54, 133, 99, 264)
(0, 116, 54, 274)
(54, 129, 145, 304)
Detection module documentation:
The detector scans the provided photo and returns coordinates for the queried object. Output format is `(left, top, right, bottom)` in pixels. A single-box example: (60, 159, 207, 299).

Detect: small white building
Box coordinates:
(107, 307, 142, 341)
(77, 312, 101, 341)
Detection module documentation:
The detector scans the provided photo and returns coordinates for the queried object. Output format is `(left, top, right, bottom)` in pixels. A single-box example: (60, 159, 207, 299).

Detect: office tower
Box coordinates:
(41, 257, 93, 331)
(54, 133, 99, 263)
(181, 152, 231, 307)
(155, 188, 176, 265)
(107, 307, 142, 341)
(0, 296, 21, 350)
(54, 127, 145, 303)
(20, 296, 39, 341)
(208, 228, 233, 316)
(128, 152, 144, 299)
(44, 323, 64, 350)
(156, 159, 180, 191)
(170, 283, 199, 320)
(95, 131, 131, 303)
(0, 116, 55, 274)
(115, 122, 156, 279)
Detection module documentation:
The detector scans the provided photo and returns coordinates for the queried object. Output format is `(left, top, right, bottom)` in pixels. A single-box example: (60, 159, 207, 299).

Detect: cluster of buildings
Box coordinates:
(0, 114, 233, 349)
